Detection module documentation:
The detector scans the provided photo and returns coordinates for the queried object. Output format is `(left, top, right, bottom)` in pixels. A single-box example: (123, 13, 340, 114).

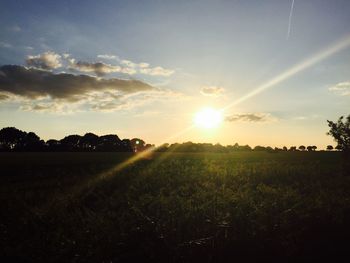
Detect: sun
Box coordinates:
(194, 108, 223, 129)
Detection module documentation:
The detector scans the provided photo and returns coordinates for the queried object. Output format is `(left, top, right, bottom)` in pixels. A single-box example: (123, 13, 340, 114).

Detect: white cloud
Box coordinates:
(120, 59, 137, 68)
(140, 66, 174, 76)
(62, 53, 70, 59)
(68, 58, 123, 76)
(139, 62, 150, 68)
(69, 55, 174, 77)
(329, 82, 350, 96)
(26, 51, 62, 70)
(97, 54, 118, 60)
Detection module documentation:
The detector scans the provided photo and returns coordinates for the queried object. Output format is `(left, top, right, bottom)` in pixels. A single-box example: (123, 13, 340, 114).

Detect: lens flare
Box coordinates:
(194, 108, 223, 129)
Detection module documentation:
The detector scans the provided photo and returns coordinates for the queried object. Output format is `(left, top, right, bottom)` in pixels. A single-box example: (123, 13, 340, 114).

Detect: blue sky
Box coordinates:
(0, 0, 349, 148)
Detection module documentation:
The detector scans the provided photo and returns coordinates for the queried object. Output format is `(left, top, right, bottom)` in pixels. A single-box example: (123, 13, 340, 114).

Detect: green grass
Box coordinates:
(0, 152, 349, 262)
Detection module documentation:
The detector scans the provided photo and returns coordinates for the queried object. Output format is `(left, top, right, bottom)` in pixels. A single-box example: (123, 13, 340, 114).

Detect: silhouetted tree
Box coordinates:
(254, 146, 266, 151)
(238, 144, 252, 151)
(233, 142, 240, 150)
(156, 143, 169, 152)
(266, 146, 274, 152)
(0, 127, 43, 151)
(24, 132, 45, 151)
(121, 139, 133, 152)
(79, 133, 99, 150)
(327, 115, 350, 153)
(46, 139, 61, 151)
(97, 134, 122, 151)
(0, 127, 26, 150)
(283, 146, 288, 151)
(289, 146, 297, 151)
(306, 146, 315, 152)
(299, 145, 306, 151)
(60, 135, 82, 151)
(130, 138, 146, 152)
(326, 145, 333, 151)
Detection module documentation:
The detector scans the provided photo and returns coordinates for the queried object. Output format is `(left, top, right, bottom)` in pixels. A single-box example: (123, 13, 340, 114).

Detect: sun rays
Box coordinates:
(82, 34, 350, 188)
(194, 108, 223, 129)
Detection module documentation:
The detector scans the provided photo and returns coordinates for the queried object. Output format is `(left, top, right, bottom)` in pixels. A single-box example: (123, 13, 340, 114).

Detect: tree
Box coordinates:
(46, 139, 61, 151)
(24, 132, 44, 151)
(130, 138, 146, 152)
(79, 133, 99, 150)
(307, 146, 313, 152)
(298, 145, 306, 151)
(289, 146, 297, 151)
(0, 127, 27, 150)
(326, 145, 333, 151)
(121, 139, 133, 152)
(60, 135, 82, 151)
(97, 134, 122, 151)
(254, 146, 266, 151)
(327, 115, 350, 152)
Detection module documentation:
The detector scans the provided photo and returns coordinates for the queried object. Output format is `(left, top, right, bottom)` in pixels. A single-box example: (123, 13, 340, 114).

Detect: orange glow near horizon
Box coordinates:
(85, 35, 350, 184)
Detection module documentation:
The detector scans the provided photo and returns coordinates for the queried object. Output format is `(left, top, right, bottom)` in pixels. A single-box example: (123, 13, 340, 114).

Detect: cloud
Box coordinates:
(139, 62, 150, 68)
(200, 86, 225, 97)
(8, 25, 21, 32)
(0, 94, 10, 100)
(120, 58, 174, 76)
(97, 54, 118, 60)
(0, 65, 182, 113)
(329, 82, 350, 96)
(293, 114, 320, 121)
(0, 65, 153, 100)
(26, 51, 62, 70)
(0, 42, 12, 48)
(62, 53, 70, 59)
(225, 113, 277, 123)
(99, 54, 174, 76)
(140, 66, 174, 76)
(69, 56, 173, 77)
(68, 59, 126, 76)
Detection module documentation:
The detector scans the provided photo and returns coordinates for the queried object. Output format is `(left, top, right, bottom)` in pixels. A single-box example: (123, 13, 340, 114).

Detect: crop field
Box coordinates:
(1, 152, 350, 262)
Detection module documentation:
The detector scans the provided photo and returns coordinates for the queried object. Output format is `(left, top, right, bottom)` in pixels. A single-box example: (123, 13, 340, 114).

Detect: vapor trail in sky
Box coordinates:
(287, 0, 295, 40)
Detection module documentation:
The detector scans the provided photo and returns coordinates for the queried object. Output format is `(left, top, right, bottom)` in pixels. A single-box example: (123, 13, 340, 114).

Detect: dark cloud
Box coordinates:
(26, 51, 62, 70)
(0, 65, 154, 101)
(225, 113, 277, 122)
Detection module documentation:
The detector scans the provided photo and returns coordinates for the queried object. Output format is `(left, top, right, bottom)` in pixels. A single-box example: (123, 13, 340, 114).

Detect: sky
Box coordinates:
(0, 0, 349, 149)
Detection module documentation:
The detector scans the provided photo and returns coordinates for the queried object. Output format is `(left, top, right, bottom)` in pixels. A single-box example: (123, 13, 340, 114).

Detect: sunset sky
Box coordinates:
(0, 0, 349, 148)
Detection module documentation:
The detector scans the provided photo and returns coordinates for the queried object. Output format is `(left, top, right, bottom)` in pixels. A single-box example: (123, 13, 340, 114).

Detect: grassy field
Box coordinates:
(1, 152, 350, 262)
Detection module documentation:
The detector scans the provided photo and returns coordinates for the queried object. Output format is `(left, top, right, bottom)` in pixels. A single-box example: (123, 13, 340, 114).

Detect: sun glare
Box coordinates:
(194, 108, 223, 129)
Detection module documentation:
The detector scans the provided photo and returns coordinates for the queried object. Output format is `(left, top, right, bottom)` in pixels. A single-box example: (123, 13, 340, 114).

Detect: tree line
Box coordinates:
(0, 115, 348, 153)
(156, 142, 338, 153)
(0, 126, 336, 153)
(0, 127, 153, 152)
